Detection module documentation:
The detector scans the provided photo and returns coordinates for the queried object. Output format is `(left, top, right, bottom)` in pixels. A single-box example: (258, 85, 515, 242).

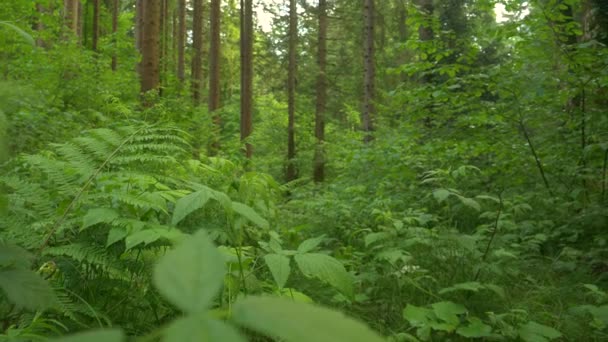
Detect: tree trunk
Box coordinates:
(286, 0, 298, 181)
(313, 0, 327, 183)
(177, 0, 186, 83)
(63, 0, 80, 36)
(135, 0, 144, 53)
(191, 0, 204, 104)
(35, 2, 48, 48)
(362, 0, 375, 142)
(209, 0, 222, 153)
(92, 0, 100, 52)
(140, 0, 161, 101)
(111, 0, 119, 70)
(240, 0, 253, 158)
(159, 0, 169, 96)
(417, 0, 433, 42)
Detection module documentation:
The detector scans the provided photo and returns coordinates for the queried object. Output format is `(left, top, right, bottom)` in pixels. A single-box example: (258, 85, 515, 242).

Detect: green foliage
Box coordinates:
(1, 0, 607, 341)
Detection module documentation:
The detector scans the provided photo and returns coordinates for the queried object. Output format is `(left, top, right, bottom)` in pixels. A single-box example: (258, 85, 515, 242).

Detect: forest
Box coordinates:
(0, 0, 607, 341)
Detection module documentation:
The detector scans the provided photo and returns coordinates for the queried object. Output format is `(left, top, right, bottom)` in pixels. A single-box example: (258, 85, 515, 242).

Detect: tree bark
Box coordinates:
(191, 0, 204, 104)
(313, 0, 327, 182)
(135, 0, 144, 53)
(63, 0, 80, 37)
(362, 0, 375, 142)
(177, 0, 186, 83)
(140, 0, 161, 101)
(209, 0, 222, 153)
(417, 0, 434, 42)
(240, 0, 253, 158)
(111, 0, 119, 70)
(92, 0, 100, 52)
(286, 0, 298, 181)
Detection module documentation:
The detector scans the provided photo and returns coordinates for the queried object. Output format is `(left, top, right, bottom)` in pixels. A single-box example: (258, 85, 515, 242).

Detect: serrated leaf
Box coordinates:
(0, 269, 56, 310)
(232, 201, 269, 229)
(164, 315, 246, 342)
(457, 196, 481, 211)
(439, 282, 484, 295)
(364, 232, 391, 247)
(456, 318, 492, 338)
(295, 253, 353, 297)
(153, 230, 225, 313)
(403, 305, 432, 326)
(297, 235, 326, 253)
(264, 254, 291, 289)
(433, 189, 451, 203)
(171, 189, 212, 225)
(106, 228, 127, 247)
(82, 208, 119, 230)
(277, 288, 313, 303)
(0, 243, 32, 268)
(50, 329, 124, 342)
(431, 301, 467, 326)
(125, 227, 184, 250)
(518, 321, 561, 342)
(232, 296, 385, 342)
(475, 195, 500, 203)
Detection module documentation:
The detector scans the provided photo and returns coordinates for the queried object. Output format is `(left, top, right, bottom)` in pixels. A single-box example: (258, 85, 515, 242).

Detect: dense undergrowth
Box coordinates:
(2, 0, 608, 341)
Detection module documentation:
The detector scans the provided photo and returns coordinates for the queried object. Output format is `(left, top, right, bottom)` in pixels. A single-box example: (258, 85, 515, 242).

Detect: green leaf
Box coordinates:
(171, 189, 212, 225)
(403, 305, 432, 327)
(232, 296, 385, 342)
(231, 201, 269, 229)
(456, 195, 481, 211)
(264, 254, 291, 289)
(433, 189, 451, 203)
(125, 227, 184, 250)
(0, 243, 32, 268)
(297, 235, 326, 253)
(277, 288, 314, 303)
(82, 208, 119, 230)
(0, 21, 35, 45)
(153, 230, 225, 313)
(0, 269, 56, 310)
(364, 232, 392, 247)
(475, 195, 500, 203)
(294, 253, 353, 297)
(50, 329, 124, 342)
(456, 318, 492, 338)
(439, 281, 484, 295)
(518, 321, 561, 342)
(431, 301, 467, 326)
(164, 315, 246, 342)
(106, 227, 127, 247)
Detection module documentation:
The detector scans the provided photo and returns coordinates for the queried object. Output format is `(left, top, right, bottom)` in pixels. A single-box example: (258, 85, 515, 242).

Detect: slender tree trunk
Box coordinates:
(397, 0, 407, 42)
(177, 0, 186, 83)
(35, 2, 47, 48)
(63, 0, 80, 36)
(417, 0, 434, 42)
(191, 0, 204, 104)
(92, 0, 100, 52)
(159, 0, 169, 96)
(313, 0, 327, 182)
(140, 0, 161, 101)
(209, 0, 222, 153)
(111, 0, 119, 70)
(286, 0, 298, 181)
(240, 0, 253, 158)
(135, 0, 144, 52)
(362, 0, 375, 142)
